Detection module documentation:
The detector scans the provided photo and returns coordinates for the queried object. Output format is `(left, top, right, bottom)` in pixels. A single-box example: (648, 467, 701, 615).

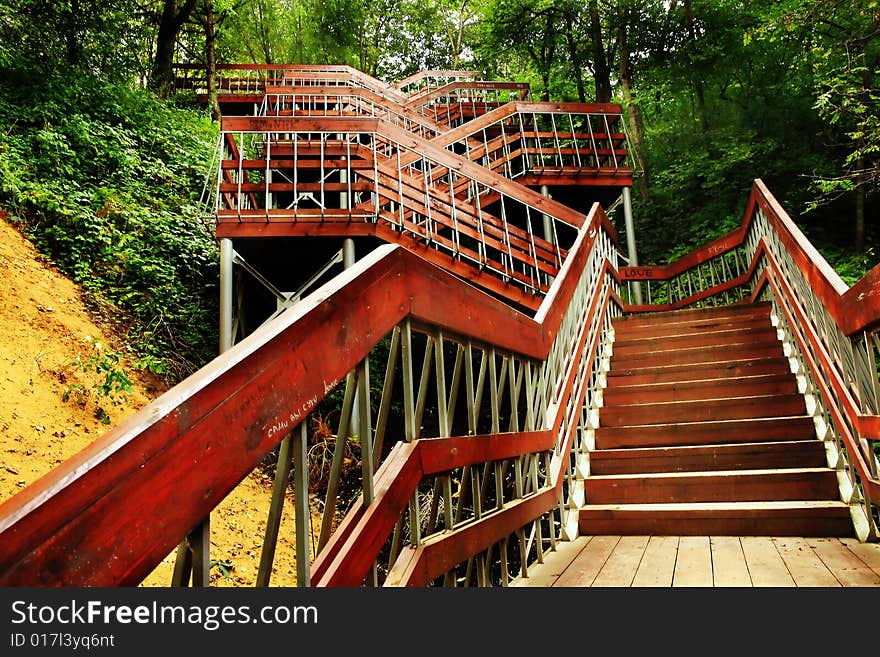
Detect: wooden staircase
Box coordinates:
(579, 302, 855, 537)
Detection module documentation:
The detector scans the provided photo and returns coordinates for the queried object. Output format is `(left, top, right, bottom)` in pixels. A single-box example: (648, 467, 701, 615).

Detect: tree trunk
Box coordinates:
(564, 17, 587, 102)
(65, 0, 81, 66)
(257, 0, 273, 64)
(149, 0, 198, 98)
(589, 1, 612, 103)
(450, 0, 469, 69)
(618, 4, 648, 202)
(204, 0, 221, 122)
(683, 0, 709, 133)
(856, 155, 865, 253)
(540, 69, 551, 101)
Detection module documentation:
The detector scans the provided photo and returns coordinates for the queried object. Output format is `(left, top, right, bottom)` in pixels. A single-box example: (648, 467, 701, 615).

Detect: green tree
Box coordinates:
(477, 0, 562, 100)
(149, 0, 200, 96)
(1, 0, 149, 80)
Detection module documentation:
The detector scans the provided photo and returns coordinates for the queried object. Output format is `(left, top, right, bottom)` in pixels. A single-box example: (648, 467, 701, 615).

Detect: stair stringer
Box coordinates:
(769, 304, 873, 541)
(559, 326, 614, 542)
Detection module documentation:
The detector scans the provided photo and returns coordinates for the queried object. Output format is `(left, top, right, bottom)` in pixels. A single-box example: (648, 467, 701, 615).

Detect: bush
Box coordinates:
(0, 66, 221, 381)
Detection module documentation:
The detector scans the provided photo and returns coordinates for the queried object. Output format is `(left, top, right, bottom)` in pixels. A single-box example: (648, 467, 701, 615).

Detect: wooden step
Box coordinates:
(611, 339, 784, 369)
(595, 416, 816, 450)
(584, 468, 840, 504)
(602, 374, 799, 405)
(614, 317, 773, 340)
(613, 303, 772, 331)
(600, 394, 807, 427)
(589, 440, 828, 475)
(606, 356, 792, 385)
(587, 302, 851, 540)
(577, 501, 855, 537)
(614, 308, 774, 334)
(612, 321, 777, 351)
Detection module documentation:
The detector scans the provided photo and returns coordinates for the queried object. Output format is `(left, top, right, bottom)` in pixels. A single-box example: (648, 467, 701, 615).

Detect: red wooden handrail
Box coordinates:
(617, 179, 879, 522)
(752, 250, 880, 494)
(394, 70, 479, 91)
(620, 179, 880, 336)
(0, 203, 617, 586)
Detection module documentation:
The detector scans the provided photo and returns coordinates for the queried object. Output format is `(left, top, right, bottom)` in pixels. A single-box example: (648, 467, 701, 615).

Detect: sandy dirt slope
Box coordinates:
(0, 217, 304, 586)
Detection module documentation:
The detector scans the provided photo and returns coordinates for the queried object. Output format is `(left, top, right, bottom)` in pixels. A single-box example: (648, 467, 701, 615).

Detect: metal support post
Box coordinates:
(171, 238, 235, 587)
(220, 238, 235, 353)
(256, 433, 293, 587)
(622, 187, 643, 305)
(540, 185, 555, 287)
(340, 161, 348, 211)
(293, 422, 311, 586)
(343, 238, 360, 438)
(540, 185, 553, 245)
(342, 238, 355, 269)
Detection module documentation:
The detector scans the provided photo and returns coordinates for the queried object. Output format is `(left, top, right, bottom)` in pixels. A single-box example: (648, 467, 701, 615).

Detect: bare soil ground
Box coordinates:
(0, 217, 304, 587)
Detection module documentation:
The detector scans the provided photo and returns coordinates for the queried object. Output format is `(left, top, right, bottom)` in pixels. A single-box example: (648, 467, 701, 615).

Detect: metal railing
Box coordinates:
(394, 70, 479, 95)
(213, 116, 590, 303)
(406, 81, 532, 128)
(259, 87, 447, 140)
(437, 102, 636, 182)
(0, 204, 625, 587)
(171, 64, 408, 104)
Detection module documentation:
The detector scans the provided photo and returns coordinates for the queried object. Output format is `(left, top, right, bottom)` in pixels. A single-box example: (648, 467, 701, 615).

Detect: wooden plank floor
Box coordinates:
(512, 536, 880, 587)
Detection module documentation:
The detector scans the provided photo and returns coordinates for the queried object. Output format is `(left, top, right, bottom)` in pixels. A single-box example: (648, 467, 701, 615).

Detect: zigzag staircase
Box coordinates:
(0, 66, 877, 588)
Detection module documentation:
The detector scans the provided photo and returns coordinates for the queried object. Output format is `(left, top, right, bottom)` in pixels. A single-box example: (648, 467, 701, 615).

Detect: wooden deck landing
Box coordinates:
(512, 535, 880, 587)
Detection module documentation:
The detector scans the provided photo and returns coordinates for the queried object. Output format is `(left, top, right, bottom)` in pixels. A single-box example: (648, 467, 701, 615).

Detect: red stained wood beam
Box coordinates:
(313, 430, 554, 586)
(386, 489, 557, 587)
(215, 222, 378, 239)
(517, 173, 633, 187)
(0, 204, 619, 586)
(311, 441, 421, 586)
(221, 116, 382, 133)
(418, 431, 554, 475)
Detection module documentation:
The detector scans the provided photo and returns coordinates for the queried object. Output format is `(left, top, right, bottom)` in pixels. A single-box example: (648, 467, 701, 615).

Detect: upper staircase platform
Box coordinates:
(193, 65, 638, 312)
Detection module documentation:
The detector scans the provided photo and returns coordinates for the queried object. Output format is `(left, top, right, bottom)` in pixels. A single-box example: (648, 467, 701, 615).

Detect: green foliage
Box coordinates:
(62, 339, 134, 425)
(0, 67, 221, 381)
(210, 558, 235, 580)
(817, 246, 875, 288)
(75, 343, 134, 399)
(627, 0, 878, 267)
(0, 1, 151, 81)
